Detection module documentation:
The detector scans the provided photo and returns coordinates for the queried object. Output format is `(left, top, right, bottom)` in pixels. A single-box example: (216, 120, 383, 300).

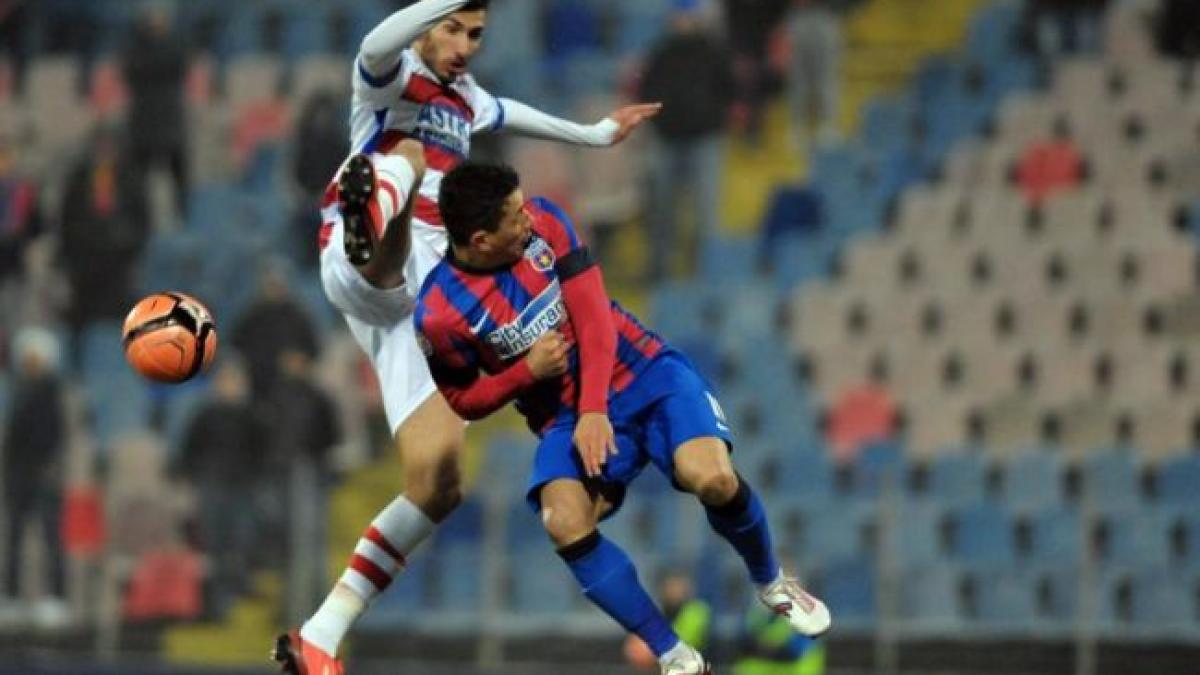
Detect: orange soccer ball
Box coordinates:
(122, 292, 218, 383)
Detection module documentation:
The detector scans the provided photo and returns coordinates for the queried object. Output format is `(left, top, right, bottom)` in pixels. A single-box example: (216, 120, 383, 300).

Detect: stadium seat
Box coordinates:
(948, 502, 1014, 567)
(818, 555, 876, 626)
(903, 562, 963, 627)
(1002, 450, 1065, 512)
(1156, 455, 1200, 508)
(1079, 448, 1142, 510)
(1091, 506, 1170, 568)
(1016, 506, 1082, 567)
(969, 569, 1038, 628)
(506, 547, 578, 615)
(892, 499, 947, 568)
(427, 543, 483, 612)
(1169, 510, 1200, 571)
(927, 451, 987, 507)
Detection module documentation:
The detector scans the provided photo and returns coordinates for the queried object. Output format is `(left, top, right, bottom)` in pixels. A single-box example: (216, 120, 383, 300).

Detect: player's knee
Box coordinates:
(540, 505, 594, 548)
(694, 467, 740, 506)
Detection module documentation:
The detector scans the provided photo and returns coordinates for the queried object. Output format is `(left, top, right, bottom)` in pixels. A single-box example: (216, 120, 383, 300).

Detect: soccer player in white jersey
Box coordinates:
(274, 2, 661, 673)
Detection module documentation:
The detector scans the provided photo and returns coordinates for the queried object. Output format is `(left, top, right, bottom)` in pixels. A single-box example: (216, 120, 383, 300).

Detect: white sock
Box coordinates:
(371, 153, 416, 233)
(300, 495, 435, 656)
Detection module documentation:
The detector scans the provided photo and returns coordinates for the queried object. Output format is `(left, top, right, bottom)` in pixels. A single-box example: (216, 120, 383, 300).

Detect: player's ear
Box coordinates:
(469, 228, 492, 252)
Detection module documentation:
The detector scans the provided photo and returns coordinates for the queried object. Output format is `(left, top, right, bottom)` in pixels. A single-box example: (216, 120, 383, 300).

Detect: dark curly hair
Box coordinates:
(438, 162, 520, 246)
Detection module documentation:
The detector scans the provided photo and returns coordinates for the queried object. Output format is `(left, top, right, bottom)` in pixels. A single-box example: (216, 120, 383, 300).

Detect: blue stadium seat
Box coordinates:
(774, 448, 835, 505)
(506, 547, 578, 614)
(928, 452, 987, 507)
(850, 441, 905, 500)
(1033, 567, 1079, 625)
(1019, 506, 1082, 567)
(904, 562, 962, 626)
(893, 500, 947, 568)
(966, 0, 1023, 64)
(485, 433, 535, 491)
(161, 384, 210, 455)
(1003, 450, 1064, 511)
(1093, 507, 1169, 568)
(798, 502, 873, 566)
(1127, 568, 1195, 628)
(282, 12, 327, 58)
(427, 543, 483, 612)
(1156, 455, 1200, 508)
(861, 94, 917, 153)
(506, 501, 545, 549)
(365, 553, 431, 621)
(1081, 449, 1142, 510)
(700, 236, 761, 283)
(949, 502, 1014, 567)
(434, 497, 484, 549)
(648, 283, 713, 341)
(819, 555, 876, 626)
(971, 569, 1037, 627)
(1169, 510, 1200, 571)
(760, 186, 825, 250)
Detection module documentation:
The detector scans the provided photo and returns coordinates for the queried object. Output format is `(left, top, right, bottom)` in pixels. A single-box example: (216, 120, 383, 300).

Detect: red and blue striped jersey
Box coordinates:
(414, 198, 665, 433)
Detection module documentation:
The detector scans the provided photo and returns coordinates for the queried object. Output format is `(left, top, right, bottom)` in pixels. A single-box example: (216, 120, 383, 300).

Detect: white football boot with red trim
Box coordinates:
(757, 574, 832, 637)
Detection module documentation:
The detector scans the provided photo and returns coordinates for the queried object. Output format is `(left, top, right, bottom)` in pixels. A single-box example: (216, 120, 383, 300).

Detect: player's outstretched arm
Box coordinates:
(358, 141, 426, 289)
(495, 98, 662, 147)
(359, 0, 470, 76)
(430, 331, 569, 421)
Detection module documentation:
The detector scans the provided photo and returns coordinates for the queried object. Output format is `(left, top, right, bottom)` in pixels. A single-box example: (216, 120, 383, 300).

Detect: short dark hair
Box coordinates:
(461, 0, 490, 11)
(439, 162, 520, 246)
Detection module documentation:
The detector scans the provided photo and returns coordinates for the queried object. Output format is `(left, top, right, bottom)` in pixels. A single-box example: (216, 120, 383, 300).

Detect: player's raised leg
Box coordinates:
(539, 478, 714, 675)
(672, 438, 831, 638)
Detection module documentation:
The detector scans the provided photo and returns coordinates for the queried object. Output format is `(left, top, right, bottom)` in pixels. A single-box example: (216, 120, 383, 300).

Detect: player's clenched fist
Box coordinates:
(526, 330, 570, 379)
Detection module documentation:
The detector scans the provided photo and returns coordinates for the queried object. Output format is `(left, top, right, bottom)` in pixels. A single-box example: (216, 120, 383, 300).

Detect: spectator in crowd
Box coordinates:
(639, 0, 736, 282)
(58, 125, 148, 358)
(269, 349, 341, 626)
(1156, 0, 1200, 59)
(121, 2, 189, 223)
(722, 0, 791, 142)
(734, 604, 825, 674)
(175, 357, 266, 618)
(623, 569, 713, 672)
(0, 129, 43, 289)
(2, 326, 69, 627)
(230, 261, 320, 402)
(0, 0, 31, 93)
(1022, 0, 1109, 57)
(290, 90, 348, 269)
(787, 0, 843, 147)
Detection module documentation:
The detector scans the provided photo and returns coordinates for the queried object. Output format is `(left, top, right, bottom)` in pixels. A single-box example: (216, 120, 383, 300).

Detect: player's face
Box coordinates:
(418, 10, 486, 82)
(478, 188, 532, 265)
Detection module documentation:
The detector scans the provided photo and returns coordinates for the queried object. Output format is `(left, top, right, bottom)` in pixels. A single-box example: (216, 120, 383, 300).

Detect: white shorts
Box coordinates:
(318, 155, 453, 433)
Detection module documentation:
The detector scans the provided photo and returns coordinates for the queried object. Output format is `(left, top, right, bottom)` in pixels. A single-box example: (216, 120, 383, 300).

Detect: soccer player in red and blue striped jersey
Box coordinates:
(414, 163, 832, 675)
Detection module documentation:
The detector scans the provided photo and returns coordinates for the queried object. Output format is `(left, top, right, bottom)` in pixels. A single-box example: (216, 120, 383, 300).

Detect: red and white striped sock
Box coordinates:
(367, 153, 416, 239)
(300, 495, 435, 656)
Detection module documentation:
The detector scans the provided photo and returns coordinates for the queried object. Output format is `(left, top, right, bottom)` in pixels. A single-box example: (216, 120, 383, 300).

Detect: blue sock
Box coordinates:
(558, 531, 678, 657)
(704, 476, 781, 586)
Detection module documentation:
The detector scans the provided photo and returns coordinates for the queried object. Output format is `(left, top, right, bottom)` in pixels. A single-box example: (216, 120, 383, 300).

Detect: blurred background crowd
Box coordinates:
(0, 0, 1199, 673)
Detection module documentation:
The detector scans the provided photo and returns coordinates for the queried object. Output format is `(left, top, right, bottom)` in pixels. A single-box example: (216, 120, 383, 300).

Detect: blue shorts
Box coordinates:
(525, 350, 733, 516)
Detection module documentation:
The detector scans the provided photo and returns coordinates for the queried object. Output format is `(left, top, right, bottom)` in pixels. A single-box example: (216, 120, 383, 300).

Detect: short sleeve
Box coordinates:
(352, 50, 416, 109)
(528, 197, 584, 258)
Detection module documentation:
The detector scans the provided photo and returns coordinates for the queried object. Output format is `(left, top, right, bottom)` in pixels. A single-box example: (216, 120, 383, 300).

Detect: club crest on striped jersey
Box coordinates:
(525, 236, 556, 273)
(480, 280, 566, 360)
